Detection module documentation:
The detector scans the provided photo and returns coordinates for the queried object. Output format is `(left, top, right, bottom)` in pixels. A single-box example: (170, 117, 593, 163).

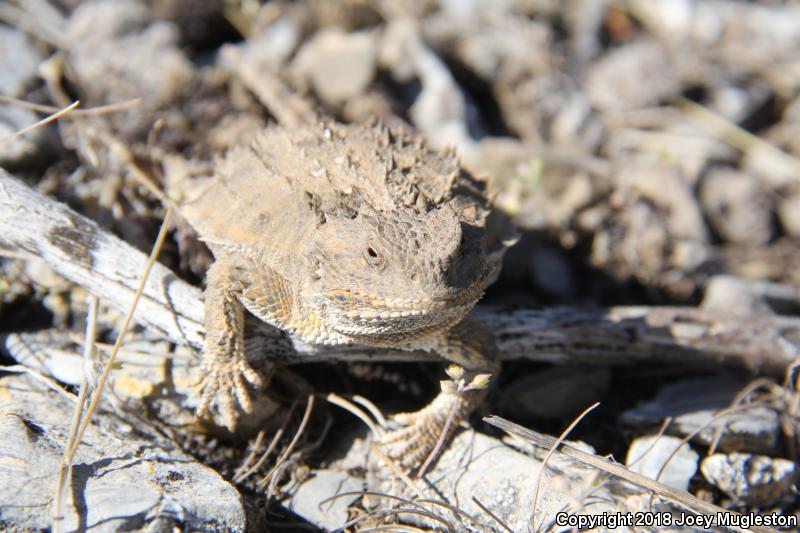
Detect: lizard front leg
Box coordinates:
(196, 258, 265, 431)
(379, 315, 500, 471)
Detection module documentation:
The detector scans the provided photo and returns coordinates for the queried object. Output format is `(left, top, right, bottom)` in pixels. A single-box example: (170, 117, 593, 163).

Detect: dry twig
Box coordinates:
(485, 415, 778, 533)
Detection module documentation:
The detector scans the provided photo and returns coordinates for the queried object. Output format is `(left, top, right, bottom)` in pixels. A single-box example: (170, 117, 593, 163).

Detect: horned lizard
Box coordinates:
(176, 120, 514, 467)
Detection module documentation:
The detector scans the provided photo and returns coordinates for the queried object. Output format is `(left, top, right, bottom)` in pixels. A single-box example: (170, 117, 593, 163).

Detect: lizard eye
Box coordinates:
(364, 246, 382, 266)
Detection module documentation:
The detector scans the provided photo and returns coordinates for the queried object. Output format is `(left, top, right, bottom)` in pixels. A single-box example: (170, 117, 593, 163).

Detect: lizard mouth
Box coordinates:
(322, 281, 486, 338)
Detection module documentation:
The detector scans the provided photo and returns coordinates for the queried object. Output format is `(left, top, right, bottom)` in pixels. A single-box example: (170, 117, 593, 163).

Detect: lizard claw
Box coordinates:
(378, 368, 493, 472)
(195, 357, 264, 431)
(378, 391, 462, 471)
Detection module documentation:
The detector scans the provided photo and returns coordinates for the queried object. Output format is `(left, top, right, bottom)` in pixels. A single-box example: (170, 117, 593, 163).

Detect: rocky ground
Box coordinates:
(2, 0, 800, 531)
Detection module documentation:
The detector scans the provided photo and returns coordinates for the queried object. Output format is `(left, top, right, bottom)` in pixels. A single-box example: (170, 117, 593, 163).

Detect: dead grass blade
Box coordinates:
(352, 394, 388, 429)
(359, 526, 430, 533)
(626, 416, 672, 469)
(0, 100, 79, 145)
(418, 395, 460, 479)
(484, 415, 778, 533)
(326, 392, 383, 438)
(531, 402, 599, 532)
(52, 295, 98, 533)
(653, 398, 774, 491)
(259, 394, 314, 487)
(370, 443, 426, 499)
(0, 95, 142, 116)
(52, 206, 172, 531)
(334, 505, 455, 532)
(472, 496, 513, 533)
(234, 398, 299, 483)
(321, 491, 478, 527)
(66, 205, 173, 460)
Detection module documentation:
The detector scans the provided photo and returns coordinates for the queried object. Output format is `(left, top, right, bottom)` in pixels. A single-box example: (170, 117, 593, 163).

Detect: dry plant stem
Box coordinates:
(107, 137, 169, 204)
(68, 336, 185, 362)
(360, 524, 430, 533)
(259, 394, 314, 487)
(326, 393, 383, 438)
(0, 100, 79, 144)
(233, 399, 298, 483)
(485, 416, 778, 533)
(352, 394, 388, 428)
(323, 491, 424, 517)
(784, 359, 800, 390)
(334, 506, 453, 533)
(709, 378, 778, 454)
(627, 416, 672, 469)
(0, 95, 142, 117)
(415, 498, 480, 525)
(418, 385, 463, 478)
(68, 206, 173, 457)
(471, 496, 513, 533)
(358, 527, 424, 533)
(370, 443, 426, 499)
(653, 398, 774, 492)
(232, 429, 266, 480)
(234, 430, 282, 483)
(322, 491, 477, 528)
(52, 295, 98, 533)
(530, 403, 599, 532)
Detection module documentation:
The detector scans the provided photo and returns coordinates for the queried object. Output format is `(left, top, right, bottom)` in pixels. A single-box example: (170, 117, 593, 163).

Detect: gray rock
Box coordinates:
(626, 435, 698, 491)
(291, 29, 377, 106)
(700, 169, 772, 245)
(287, 470, 363, 530)
(702, 275, 800, 315)
(0, 374, 245, 532)
(323, 429, 631, 532)
(586, 39, 681, 111)
(702, 275, 775, 315)
(4, 329, 280, 436)
(0, 25, 44, 97)
(528, 243, 577, 298)
(701, 453, 798, 506)
(622, 376, 781, 455)
(778, 189, 800, 239)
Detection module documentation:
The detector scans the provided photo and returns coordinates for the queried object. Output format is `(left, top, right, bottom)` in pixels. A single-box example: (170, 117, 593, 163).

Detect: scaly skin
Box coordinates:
(178, 120, 514, 469)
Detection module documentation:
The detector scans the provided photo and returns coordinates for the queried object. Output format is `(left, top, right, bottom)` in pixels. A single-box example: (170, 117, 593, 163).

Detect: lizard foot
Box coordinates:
(195, 357, 264, 431)
(378, 367, 492, 472)
(379, 390, 462, 470)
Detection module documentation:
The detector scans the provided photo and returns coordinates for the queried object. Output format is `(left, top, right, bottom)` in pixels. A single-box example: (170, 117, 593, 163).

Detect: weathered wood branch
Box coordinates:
(2, 169, 799, 375)
(0, 169, 205, 348)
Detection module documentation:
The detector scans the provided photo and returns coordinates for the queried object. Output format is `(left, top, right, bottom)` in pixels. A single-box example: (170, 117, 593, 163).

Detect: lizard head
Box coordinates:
(307, 201, 495, 342)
